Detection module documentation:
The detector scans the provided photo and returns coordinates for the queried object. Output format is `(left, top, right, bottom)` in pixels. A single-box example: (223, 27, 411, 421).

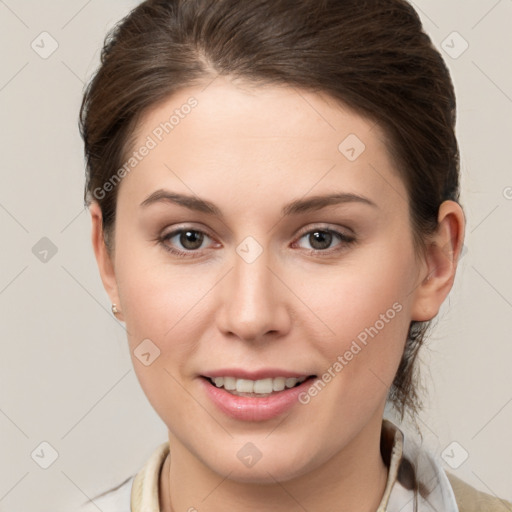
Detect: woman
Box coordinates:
(78, 0, 512, 510)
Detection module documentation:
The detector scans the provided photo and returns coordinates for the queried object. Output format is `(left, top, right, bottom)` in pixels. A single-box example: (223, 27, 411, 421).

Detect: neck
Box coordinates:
(159, 418, 389, 512)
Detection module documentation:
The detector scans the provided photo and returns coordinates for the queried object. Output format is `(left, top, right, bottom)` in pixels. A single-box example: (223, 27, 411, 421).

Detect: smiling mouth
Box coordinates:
(203, 375, 317, 398)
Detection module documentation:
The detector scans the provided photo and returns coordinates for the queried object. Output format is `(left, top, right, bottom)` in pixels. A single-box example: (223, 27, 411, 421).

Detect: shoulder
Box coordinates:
(445, 471, 512, 512)
(73, 475, 134, 512)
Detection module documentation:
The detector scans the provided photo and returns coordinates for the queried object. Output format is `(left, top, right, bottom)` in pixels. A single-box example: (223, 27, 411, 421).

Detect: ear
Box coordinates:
(410, 200, 466, 322)
(89, 201, 124, 322)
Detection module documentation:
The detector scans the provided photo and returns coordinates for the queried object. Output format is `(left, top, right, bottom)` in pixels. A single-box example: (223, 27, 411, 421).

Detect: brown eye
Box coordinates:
(160, 228, 213, 256)
(178, 230, 204, 250)
(294, 227, 356, 255)
(308, 230, 333, 250)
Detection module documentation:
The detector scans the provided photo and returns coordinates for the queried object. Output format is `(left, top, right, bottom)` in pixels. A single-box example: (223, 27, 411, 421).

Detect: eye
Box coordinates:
(294, 226, 356, 254)
(157, 225, 356, 259)
(158, 228, 216, 257)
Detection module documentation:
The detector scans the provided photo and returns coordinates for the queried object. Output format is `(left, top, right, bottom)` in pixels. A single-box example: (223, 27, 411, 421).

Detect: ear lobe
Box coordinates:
(89, 201, 124, 322)
(410, 200, 466, 322)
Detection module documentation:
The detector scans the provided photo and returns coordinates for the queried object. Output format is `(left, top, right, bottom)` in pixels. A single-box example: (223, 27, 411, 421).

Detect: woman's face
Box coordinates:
(92, 76, 439, 483)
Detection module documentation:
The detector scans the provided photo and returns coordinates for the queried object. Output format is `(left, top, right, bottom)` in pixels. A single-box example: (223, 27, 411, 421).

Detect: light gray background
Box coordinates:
(1, 1, 511, 510)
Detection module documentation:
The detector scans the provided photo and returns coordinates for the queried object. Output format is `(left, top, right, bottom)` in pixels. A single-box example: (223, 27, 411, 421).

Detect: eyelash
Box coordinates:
(157, 225, 356, 259)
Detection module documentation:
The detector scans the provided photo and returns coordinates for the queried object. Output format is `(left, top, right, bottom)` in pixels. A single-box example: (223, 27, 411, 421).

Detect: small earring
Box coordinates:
(111, 303, 120, 315)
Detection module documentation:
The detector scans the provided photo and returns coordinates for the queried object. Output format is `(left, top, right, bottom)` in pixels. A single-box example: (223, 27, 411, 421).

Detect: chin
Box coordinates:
(221, 466, 303, 485)
(203, 449, 316, 485)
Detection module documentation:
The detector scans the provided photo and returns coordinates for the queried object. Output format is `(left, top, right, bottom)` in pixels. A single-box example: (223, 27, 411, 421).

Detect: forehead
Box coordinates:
(118, 76, 407, 213)
(134, 76, 385, 153)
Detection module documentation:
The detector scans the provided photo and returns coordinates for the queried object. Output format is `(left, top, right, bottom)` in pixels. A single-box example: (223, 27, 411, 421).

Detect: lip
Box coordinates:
(203, 368, 312, 380)
(199, 374, 316, 422)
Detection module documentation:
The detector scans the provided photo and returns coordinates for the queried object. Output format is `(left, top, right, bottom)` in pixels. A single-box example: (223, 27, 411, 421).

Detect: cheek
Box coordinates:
(115, 229, 193, 323)
(305, 248, 415, 396)
(114, 244, 209, 368)
(316, 250, 413, 339)
(116, 259, 208, 423)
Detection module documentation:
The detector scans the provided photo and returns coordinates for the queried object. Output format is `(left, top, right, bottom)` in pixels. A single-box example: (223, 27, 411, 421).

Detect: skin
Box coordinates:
(90, 75, 465, 512)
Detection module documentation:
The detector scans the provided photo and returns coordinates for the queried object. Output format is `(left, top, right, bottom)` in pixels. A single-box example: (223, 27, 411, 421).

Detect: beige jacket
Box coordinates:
(446, 472, 512, 512)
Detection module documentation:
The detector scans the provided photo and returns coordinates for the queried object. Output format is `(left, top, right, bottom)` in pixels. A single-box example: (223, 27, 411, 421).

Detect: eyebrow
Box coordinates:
(140, 189, 378, 217)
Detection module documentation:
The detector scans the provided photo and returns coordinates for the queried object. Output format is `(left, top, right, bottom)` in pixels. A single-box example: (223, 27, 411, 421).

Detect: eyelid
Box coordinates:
(294, 223, 355, 239)
(160, 223, 217, 241)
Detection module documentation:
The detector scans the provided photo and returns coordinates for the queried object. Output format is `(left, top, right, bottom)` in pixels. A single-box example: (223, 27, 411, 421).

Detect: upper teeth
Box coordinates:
(211, 376, 307, 394)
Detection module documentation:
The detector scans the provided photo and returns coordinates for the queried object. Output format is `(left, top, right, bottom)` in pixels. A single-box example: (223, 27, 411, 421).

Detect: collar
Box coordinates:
(380, 419, 459, 511)
(130, 419, 459, 511)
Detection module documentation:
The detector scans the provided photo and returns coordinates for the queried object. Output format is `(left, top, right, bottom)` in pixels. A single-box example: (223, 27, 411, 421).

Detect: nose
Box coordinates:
(216, 245, 291, 343)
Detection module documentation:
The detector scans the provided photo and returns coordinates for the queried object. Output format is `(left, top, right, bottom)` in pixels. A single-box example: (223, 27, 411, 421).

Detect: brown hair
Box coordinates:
(80, 0, 460, 425)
